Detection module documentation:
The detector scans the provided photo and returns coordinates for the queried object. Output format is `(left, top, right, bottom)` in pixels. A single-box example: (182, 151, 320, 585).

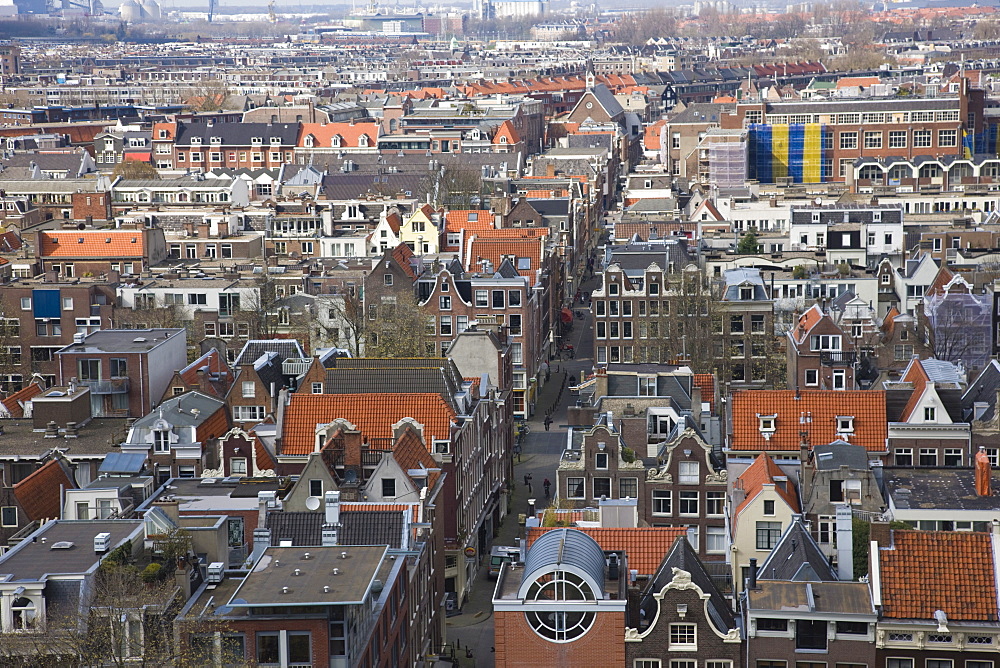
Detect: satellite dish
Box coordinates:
(305, 496, 321, 511)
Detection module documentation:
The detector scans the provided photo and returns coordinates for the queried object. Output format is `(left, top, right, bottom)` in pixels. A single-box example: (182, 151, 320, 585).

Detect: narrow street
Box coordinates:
(445, 270, 601, 667)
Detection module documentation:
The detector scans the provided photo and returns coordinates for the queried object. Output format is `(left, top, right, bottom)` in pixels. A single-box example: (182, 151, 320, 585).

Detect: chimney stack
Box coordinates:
(836, 504, 854, 580)
(976, 445, 992, 497)
(748, 557, 758, 590)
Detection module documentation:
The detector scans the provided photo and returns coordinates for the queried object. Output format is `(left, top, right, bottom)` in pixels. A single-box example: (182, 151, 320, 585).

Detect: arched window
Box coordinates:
(888, 164, 910, 182)
(331, 135, 342, 148)
(858, 165, 882, 181)
(523, 570, 596, 642)
(920, 164, 943, 179)
(12, 597, 37, 630)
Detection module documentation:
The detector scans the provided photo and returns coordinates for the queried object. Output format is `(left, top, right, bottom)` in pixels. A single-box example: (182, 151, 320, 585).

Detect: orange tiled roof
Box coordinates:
(254, 434, 276, 470)
(789, 304, 826, 344)
(729, 390, 887, 452)
(179, 349, 228, 388)
(882, 306, 901, 334)
(280, 393, 456, 455)
(733, 453, 800, 519)
(925, 265, 957, 297)
(880, 530, 997, 621)
(836, 76, 881, 89)
(39, 230, 144, 259)
(898, 359, 929, 422)
(13, 459, 75, 521)
(444, 210, 493, 233)
(1, 382, 42, 418)
(466, 236, 545, 278)
(526, 526, 687, 576)
(195, 403, 231, 443)
(692, 374, 716, 413)
(298, 121, 380, 149)
(392, 426, 442, 490)
(342, 502, 415, 512)
(493, 120, 520, 145)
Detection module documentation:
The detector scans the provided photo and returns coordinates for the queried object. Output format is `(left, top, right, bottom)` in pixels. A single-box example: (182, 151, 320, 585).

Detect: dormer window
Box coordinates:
(358, 134, 369, 147)
(740, 285, 754, 300)
(837, 416, 855, 433)
(251, 137, 263, 145)
(304, 135, 314, 148)
(210, 136, 221, 144)
(331, 135, 342, 148)
(158, 130, 167, 139)
(758, 414, 777, 439)
(153, 429, 170, 453)
(191, 137, 202, 145)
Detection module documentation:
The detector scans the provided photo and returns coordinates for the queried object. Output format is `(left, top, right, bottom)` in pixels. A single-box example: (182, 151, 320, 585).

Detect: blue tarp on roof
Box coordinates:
(98, 452, 147, 475)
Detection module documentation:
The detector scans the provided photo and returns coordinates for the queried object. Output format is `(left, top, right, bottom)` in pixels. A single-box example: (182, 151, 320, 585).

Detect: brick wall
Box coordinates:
(494, 610, 625, 667)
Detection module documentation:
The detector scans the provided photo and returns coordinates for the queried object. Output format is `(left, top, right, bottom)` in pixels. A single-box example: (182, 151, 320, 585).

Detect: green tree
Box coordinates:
(737, 229, 760, 254)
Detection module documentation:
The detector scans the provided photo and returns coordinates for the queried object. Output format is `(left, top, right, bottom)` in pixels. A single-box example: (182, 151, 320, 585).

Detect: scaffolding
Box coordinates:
(704, 129, 748, 189)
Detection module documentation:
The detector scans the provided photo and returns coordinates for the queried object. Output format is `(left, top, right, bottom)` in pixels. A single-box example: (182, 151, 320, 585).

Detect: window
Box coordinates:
(619, 477, 638, 499)
(927, 662, 953, 668)
(308, 479, 323, 497)
(231, 458, 247, 475)
(864, 131, 882, 149)
(596, 452, 608, 469)
(924, 406, 936, 421)
(0, 506, 16, 527)
(886, 662, 913, 668)
(939, 129, 958, 147)
(763, 499, 775, 515)
(311, 382, 323, 394)
(758, 618, 788, 631)
(757, 521, 782, 549)
(679, 461, 699, 484)
(153, 429, 170, 453)
(110, 358, 127, 378)
(439, 296, 451, 310)
(706, 491, 725, 516)
(889, 130, 907, 148)
(635, 661, 662, 668)
(835, 621, 868, 635)
(920, 448, 938, 466)
(440, 316, 452, 336)
(914, 130, 932, 148)
(257, 633, 279, 665)
(679, 491, 698, 515)
(567, 477, 584, 499)
(706, 526, 726, 553)
(382, 478, 396, 498)
(242, 381, 255, 398)
(805, 369, 818, 386)
(730, 315, 744, 333)
(945, 448, 962, 466)
(383, 273, 393, 286)
(757, 663, 787, 668)
(809, 334, 842, 351)
(652, 490, 671, 515)
(894, 448, 913, 466)
(188, 293, 207, 305)
(840, 132, 858, 149)
(508, 290, 521, 307)
(233, 406, 265, 421)
(475, 290, 488, 307)
(593, 477, 611, 498)
(669, 623, 696, 649)
(837, 416, 854, 433)
(795, 619, 827, 650)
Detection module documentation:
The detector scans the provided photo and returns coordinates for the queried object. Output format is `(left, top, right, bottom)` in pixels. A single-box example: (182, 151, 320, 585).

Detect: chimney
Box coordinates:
(869, 521, 891, 549)
(325, 490, 341, 525)
(835, 504, 854, 580)
(748, 557, 758, 589)
(976, 445, 992, 497)
(690, 384, 702, 425)
(251, 528, 271, 563)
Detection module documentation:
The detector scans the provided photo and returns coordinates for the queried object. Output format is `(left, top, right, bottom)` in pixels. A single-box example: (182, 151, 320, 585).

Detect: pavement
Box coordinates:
(443, 272, 601, 667)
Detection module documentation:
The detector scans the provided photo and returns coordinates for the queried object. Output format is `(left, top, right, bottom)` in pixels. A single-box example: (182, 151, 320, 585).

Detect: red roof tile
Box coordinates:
(1, 382, 43, 418)
(879, 530, 997, 621)
(692, 374, 716, 413)
(39, 230, 144, 259)
(730, 390, 887, 452)
(297, 121, 380, 149)
(13, 459, 75, 521)
(280, 393, 456, 456)
(733, 453, 800, 519)
(526, 526, 687, 576)
(465, 236, 546, 278)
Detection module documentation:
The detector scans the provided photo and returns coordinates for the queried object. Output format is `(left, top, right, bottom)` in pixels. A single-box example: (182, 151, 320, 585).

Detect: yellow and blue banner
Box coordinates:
(748, 123, 827, 184)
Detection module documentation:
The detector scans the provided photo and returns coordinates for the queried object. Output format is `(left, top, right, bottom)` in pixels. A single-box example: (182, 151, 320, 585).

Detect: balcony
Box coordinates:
(81, 377, 129, 394)
(819, 350, 857, 366)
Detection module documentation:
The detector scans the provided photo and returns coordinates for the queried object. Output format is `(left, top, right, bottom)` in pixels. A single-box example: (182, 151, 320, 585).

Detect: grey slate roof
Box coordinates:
(174, 122, 299, 146)
(963, 359, 1000, 422)
(813, 440, 871, 471)
(324, 357, 464, 404)
(233, 339, 306, 368)
(757, 516, 837, 582)
(267, 511, 325, 546)
(341, 510, 404, 548)
(637, 536, 734, 634)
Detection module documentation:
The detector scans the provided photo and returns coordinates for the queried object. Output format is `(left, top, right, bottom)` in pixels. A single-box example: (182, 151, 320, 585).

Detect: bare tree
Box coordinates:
(320, 288, 431, 358)
(184, 78, 232, 113)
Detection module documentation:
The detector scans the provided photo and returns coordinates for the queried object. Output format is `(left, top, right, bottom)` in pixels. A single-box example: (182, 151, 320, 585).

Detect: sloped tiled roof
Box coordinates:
(879, 530, 997, 621)
(734, 453, 800, 518)
(266, 511, 325, 546)
(789, 304, 826, 344)
(233, 339, 305, 368)
(692, 374, 716, 413)
(13, 459, 75, 521)
(526, 526, 687, 576)
(392, 427, 442, 490)
(341, 510, 404, 548)
(298, 122, 380, 148)
(1, 382, 43, 418)
(466, 236, 545, 279)
(38, 230, 144, 258)
(280, 393, 455, 455)
(730, 390, 887, 452)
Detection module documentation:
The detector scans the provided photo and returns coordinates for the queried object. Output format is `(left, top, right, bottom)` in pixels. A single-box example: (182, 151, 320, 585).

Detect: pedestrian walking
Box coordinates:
(543, 478, 551, 498)
(525, 473, 533, 494)
(544, 415, 552, 431)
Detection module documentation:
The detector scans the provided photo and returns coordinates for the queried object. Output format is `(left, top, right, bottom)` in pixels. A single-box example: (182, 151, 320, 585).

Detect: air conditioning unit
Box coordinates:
(206, 562, 225, 584)
(94, 532, 111, 554)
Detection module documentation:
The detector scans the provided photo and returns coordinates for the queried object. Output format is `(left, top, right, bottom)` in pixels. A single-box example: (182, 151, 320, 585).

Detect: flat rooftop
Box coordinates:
(0, 520, 143, 582)
(142, 477, 284, 513)
(0, 418, 128, 458)
(56, 329, 185, 354)
(229, 545, 388, 607)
